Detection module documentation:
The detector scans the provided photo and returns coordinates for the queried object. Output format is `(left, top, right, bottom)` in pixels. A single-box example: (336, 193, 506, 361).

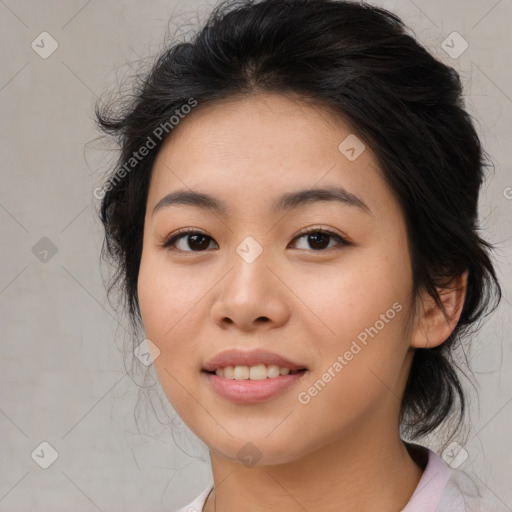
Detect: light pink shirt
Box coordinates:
(174, 446, 508, 512)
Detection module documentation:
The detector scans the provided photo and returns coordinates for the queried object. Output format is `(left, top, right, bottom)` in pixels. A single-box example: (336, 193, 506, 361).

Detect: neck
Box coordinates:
(203, 424, 424, 512)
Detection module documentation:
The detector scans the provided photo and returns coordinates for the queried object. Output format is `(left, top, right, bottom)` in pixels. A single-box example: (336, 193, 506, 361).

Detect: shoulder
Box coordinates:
(173, 483, 213, 512)
(438, 466, 509, 512)
(402, 443, 509, 512)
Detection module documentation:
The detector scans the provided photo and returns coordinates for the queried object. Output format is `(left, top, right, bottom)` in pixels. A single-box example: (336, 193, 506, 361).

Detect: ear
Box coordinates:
(410, 270, 468, 349)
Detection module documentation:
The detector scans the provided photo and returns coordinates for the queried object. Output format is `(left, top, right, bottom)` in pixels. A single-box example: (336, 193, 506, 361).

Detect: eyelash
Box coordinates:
(159, 226, 349, 253)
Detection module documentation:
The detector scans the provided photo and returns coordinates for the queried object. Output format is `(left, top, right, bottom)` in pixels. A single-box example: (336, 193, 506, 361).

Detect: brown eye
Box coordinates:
(161, 227, 348, 253)
(161, 230, 217, 252)
(289, 229, 348, 251)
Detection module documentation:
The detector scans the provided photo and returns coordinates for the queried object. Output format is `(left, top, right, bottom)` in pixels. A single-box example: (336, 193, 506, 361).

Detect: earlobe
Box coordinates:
(410, 270, 468, 349)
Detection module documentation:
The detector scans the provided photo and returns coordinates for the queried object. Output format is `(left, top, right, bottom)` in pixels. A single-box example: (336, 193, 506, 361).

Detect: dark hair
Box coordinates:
(94, 0, 502, 440)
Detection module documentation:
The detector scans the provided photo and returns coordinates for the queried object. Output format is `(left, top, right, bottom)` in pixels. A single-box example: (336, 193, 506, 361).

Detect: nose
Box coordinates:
(210, 243, 291, 332)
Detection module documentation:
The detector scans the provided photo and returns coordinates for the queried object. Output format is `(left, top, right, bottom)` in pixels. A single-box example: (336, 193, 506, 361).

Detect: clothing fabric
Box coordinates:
(174, 444, 508, 512)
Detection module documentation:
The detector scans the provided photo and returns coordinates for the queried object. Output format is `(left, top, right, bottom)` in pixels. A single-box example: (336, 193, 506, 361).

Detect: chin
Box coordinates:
(206, 434, 307, 467)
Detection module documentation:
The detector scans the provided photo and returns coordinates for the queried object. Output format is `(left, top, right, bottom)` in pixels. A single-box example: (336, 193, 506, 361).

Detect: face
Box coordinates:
(137, 93, 417, 465)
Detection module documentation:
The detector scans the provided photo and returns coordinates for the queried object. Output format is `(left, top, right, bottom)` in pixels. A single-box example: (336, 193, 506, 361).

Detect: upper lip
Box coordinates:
(202, 349, 307, 372)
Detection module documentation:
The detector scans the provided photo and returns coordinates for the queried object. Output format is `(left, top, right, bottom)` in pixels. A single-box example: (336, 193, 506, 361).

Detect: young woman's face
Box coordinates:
(137, 93, 418, 465)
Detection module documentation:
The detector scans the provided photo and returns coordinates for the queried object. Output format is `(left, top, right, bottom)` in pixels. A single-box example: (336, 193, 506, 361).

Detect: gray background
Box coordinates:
(1, 0, 511, 510)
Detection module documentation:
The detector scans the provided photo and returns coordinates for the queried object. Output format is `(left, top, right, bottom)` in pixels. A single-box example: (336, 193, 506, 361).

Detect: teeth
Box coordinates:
(214, 364, 297, 380)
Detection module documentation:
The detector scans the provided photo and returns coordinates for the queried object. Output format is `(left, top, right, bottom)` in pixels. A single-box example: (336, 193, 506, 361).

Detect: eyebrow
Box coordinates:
(152, 186, 371, 218)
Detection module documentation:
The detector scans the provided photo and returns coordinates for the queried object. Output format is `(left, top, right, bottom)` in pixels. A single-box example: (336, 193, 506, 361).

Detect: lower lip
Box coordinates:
(202, 370, 307, 404)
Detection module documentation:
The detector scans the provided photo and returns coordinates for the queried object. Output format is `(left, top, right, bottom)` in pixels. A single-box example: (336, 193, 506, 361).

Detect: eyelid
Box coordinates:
(288, 225, 349, 250)
(292, 224, 346, 240)
(160, 225, 350, 252)
(159, 227, 211, 249)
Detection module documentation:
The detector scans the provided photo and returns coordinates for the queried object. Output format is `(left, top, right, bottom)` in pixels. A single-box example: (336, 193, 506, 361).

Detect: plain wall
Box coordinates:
(1, 0, 511, 510)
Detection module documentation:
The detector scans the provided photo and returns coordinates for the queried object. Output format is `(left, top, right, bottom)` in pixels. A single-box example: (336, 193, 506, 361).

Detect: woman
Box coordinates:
(94, 0, 505, 510)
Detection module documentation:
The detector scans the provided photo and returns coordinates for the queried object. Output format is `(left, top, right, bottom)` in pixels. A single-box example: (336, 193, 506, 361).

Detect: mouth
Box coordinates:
(202, 365, 307, 380)
(202, 348, 308, 378)
(202, 365, 309, 404)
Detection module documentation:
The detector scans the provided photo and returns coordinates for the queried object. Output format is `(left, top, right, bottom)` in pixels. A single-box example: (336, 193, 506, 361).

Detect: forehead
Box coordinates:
(147, 93, 398, 222)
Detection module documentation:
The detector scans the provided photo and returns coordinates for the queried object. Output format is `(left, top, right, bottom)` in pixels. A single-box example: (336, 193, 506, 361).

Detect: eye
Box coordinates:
(288, 227, 348, 251)
(160, 228, 217, 252)
(160, 226, 349, 253)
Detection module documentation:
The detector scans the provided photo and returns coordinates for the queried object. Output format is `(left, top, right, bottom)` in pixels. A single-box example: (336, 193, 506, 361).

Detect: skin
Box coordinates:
(137, 93, 468, 512)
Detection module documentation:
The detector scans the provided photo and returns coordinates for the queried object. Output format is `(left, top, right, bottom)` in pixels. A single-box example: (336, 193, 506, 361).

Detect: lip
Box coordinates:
(202, 370, 308, 404)
(202, 348, 307, 373)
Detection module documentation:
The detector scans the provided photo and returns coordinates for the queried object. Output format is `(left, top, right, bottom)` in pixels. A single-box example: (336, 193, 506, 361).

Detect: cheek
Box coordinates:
(137, 253, 204, 421)
(137, 252, 202, 377)
(295, 248, 412, 389)
(137, 254, 169, 340)
(291, 250, 409, 340)
(137, 251, 202, 338)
